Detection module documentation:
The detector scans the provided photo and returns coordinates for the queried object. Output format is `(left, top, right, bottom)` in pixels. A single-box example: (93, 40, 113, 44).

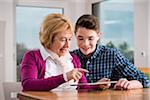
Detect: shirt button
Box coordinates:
(86, 73, 89, 77)
(87, 61, 90, 64)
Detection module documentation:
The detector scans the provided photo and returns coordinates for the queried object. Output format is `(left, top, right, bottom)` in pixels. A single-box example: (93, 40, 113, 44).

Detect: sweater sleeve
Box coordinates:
(21, 50, 65, 91)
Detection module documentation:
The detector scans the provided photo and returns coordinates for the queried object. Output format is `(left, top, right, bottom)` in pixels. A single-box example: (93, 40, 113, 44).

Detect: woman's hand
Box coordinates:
(97, 78, 111, 90)
(66, 68, 89, 81)
(114, 78, 143, 90)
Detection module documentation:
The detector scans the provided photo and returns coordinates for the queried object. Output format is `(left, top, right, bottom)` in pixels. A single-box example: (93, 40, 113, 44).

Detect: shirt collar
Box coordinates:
(77, 44, 103, 59)
(40, 45, 72, 61)
(40, 45, 51, 60)
(91, 44, 103, 59)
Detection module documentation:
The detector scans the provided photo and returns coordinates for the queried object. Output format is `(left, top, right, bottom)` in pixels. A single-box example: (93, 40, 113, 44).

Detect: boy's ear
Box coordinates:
(97, 32, 102, 37)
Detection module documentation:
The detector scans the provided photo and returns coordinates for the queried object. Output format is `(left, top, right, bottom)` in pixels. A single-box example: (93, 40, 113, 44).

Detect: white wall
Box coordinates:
(0, 0, 16, 82)
(0, 21, 5, 82)
(148, 0, 150, 67)
(134, 0, 149, 67)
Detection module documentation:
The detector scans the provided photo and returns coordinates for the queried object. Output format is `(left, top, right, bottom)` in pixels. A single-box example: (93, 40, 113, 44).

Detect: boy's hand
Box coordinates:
(114, 78, 143, 90)
(97, 78, 111, 90)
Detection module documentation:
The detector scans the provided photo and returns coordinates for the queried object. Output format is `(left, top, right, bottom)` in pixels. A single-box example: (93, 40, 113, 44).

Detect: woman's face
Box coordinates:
(75, 27, 100, 57)
(49, 30, 72, 57)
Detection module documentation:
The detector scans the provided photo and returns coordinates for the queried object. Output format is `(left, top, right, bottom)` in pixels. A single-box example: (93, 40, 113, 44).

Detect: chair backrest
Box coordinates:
(138, 67, 150, 80)
(0, 81, 4, 100)
(3, 82, 22, 100)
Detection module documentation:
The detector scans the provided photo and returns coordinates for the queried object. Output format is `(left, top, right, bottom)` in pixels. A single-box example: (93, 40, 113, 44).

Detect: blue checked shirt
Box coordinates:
(72, 44, 150, 88)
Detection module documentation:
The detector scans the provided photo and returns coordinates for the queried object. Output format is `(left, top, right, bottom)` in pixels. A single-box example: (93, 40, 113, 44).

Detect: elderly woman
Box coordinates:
(21, 13, 88, 91)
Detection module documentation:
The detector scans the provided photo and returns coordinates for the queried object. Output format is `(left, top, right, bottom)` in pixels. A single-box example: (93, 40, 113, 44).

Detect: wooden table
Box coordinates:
(18, 88, 150, 100)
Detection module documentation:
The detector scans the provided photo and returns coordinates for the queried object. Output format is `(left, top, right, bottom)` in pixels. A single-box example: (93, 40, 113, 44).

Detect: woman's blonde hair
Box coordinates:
(39, 13, 73, 49)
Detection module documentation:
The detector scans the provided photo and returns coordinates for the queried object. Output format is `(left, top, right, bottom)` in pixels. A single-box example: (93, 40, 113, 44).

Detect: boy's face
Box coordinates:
(75, 27, 100, 57)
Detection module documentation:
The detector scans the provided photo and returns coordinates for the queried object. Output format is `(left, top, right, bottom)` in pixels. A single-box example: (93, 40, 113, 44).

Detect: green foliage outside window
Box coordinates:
(17, 43, 28, 81)
(105, 41, 134, 64)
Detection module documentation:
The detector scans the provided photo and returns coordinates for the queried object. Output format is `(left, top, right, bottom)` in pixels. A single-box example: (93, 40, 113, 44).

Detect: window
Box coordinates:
(16, 6, 63, 81)
(92, 0, 134, 63)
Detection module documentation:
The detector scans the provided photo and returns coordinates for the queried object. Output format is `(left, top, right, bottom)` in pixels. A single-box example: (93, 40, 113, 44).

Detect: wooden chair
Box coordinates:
(138, 67, 150, 73)
(3, 82, 22, 100)
(0, 81, 4, 100)
(138, 67, 150, 80)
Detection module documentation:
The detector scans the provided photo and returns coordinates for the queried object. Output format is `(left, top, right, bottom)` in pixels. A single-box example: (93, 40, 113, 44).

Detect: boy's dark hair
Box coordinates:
(75, 14, 100, 33)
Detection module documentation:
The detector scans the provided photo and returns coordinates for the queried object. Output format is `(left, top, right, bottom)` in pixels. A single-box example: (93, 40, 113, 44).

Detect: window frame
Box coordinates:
(15, 0, 67, 81)
(90, 0, 149, 67)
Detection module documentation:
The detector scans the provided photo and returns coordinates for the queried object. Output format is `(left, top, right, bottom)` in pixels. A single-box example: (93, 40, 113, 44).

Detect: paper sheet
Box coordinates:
(70, 81, 117, 86)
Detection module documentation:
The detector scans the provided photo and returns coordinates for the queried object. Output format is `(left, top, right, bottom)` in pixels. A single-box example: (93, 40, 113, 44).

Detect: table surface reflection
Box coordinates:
(17, 88, 150, 100)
